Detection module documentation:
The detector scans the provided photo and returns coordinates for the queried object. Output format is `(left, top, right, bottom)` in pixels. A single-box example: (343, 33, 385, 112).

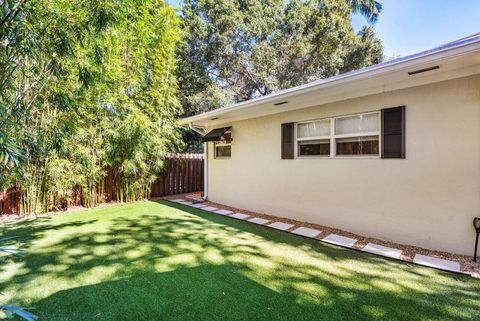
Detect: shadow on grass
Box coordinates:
(34, 265, 319, 321)
(1, 200, 479, 321)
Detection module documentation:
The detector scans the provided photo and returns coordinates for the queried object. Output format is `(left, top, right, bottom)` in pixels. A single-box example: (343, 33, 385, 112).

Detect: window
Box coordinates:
(214, 132, 231, 158)
(335, 136, 379, 155)
(295, 111, 380, 158)
(296, 119, 331, 157)
(334, 112, 380, 156)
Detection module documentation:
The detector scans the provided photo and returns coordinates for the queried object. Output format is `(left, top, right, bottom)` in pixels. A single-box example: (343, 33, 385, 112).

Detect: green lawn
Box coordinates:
(1, 201, 479, 321)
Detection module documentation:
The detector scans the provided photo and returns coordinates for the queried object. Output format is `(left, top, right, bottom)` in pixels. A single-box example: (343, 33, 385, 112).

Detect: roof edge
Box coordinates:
(180, 33, 480, 126)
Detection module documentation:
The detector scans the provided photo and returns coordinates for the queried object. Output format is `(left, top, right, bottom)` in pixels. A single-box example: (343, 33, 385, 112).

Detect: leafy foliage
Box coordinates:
(0, 0, 183, 213)
(179, 0, 383, 112)
(0, 236, 35, 321)
(347, 0, 383, 23)
(0, 236, 25, 257)
(0, 304, 37, 321)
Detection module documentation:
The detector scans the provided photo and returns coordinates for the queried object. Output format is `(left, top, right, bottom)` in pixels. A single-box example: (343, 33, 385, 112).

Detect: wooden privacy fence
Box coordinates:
(150, 153, 204, 197)
(0, 153, 204, 215)
(0, 185, 20, 215)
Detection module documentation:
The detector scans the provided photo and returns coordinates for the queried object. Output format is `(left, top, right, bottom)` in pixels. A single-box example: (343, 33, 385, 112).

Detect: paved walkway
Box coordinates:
(169, 198, 463, 274)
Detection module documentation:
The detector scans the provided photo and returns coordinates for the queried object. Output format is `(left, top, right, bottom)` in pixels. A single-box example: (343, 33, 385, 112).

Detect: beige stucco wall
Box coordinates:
(206, 75, 480, 255)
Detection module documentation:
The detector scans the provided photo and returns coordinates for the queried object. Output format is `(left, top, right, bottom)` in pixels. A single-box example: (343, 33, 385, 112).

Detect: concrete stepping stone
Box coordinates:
(179, 201, 193, 205)
(291, 227, 321, 238)
(268, 222, 294, 231)
(247, 217, 269, 225)
(413, 254, 460, 272)
(171, 199, 185, 203)
(322, 234, 357, 248)
(230, 213, 250, 220)
(202, 206, 219, 212)
(362, 243, 402, 259)
(189, 203, 206, 208)
(214, 209, 234, 215)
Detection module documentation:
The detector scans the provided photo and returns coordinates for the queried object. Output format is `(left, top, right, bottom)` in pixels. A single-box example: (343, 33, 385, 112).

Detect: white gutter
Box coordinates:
(189, 123, 208, 200)
(203, 142, 208, 200)
(188, 123, 205, 136)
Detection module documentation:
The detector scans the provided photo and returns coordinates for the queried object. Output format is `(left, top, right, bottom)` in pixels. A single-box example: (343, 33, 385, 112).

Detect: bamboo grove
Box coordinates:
(0, 0, 183, 214)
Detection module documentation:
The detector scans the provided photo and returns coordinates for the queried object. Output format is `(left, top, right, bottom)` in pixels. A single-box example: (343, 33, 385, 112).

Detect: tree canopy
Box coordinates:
(178, 0, 383, 117)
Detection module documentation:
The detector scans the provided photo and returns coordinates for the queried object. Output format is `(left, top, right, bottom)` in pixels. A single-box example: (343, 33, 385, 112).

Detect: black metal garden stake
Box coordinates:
(474, 217, 480, 261)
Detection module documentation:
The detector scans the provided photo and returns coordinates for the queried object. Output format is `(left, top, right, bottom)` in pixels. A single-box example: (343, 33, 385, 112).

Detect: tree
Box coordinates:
(0, 0, 183, 213)
(0, 0, 101, 211)
(347, 0, 382, 24)
(67, 0, 183, 205)
(178, 0, 383, 151)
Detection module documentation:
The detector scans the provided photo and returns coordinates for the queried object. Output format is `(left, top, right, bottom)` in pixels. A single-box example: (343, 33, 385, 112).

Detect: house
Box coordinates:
(180, 34, 480, 256)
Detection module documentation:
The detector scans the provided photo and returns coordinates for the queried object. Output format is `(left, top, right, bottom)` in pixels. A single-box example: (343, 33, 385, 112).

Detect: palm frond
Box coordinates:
(347, 0, 383, 24)
(0, 304, 38, 321)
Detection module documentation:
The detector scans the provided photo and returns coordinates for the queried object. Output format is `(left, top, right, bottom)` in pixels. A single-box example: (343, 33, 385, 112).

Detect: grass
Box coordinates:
(1, 201, 479, 321)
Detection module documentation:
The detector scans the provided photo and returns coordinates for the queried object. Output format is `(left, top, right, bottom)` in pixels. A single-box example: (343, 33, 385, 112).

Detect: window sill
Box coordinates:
(296, 156, 331, 159)
(296, 155, 381, 159)
(334, 156, 381, 159)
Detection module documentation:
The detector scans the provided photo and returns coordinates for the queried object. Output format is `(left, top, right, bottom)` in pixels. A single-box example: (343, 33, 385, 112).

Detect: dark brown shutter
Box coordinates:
(381, 106, 405, 158)
(281, 123, 294, 159)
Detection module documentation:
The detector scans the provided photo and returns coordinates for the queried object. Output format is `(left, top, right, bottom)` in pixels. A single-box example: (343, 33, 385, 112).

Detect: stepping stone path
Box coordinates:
(322, 234, 357, 248)
(413, 254, 460, 272)
(291, 227, 321, 238)
(167, 199, 465, 274)
(247, 218, 269, 225)
(202, 206, 219, 212)
(189, 203, 207, 208)
(230, 213, 250, 220)
(214, 209, 234, 215)
(362, 243, 402, 259)
(268, 222, 294, 231)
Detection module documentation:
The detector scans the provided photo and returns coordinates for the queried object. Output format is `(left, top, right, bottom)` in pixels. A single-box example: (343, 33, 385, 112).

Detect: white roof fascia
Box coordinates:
(180, 33, 480, 126)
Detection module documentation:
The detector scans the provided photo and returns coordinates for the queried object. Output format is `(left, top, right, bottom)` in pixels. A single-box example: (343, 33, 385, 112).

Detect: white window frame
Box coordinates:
(295, 118, 332, 158)
(295, 111, 381, 159)
(214, 131, 232, 159)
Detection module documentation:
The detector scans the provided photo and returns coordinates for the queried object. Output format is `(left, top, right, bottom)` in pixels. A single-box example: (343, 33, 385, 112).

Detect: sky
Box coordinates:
(351, 0, 480, 57)
(167, 0, 480, 58)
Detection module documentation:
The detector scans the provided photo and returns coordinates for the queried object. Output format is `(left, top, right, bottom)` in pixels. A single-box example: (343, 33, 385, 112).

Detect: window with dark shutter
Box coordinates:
(281, 123, 294, 159)
(381, 106, 405, 158)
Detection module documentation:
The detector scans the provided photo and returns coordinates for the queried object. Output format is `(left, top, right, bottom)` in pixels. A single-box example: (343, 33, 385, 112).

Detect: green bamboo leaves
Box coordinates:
(0, 0, 182, 214)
